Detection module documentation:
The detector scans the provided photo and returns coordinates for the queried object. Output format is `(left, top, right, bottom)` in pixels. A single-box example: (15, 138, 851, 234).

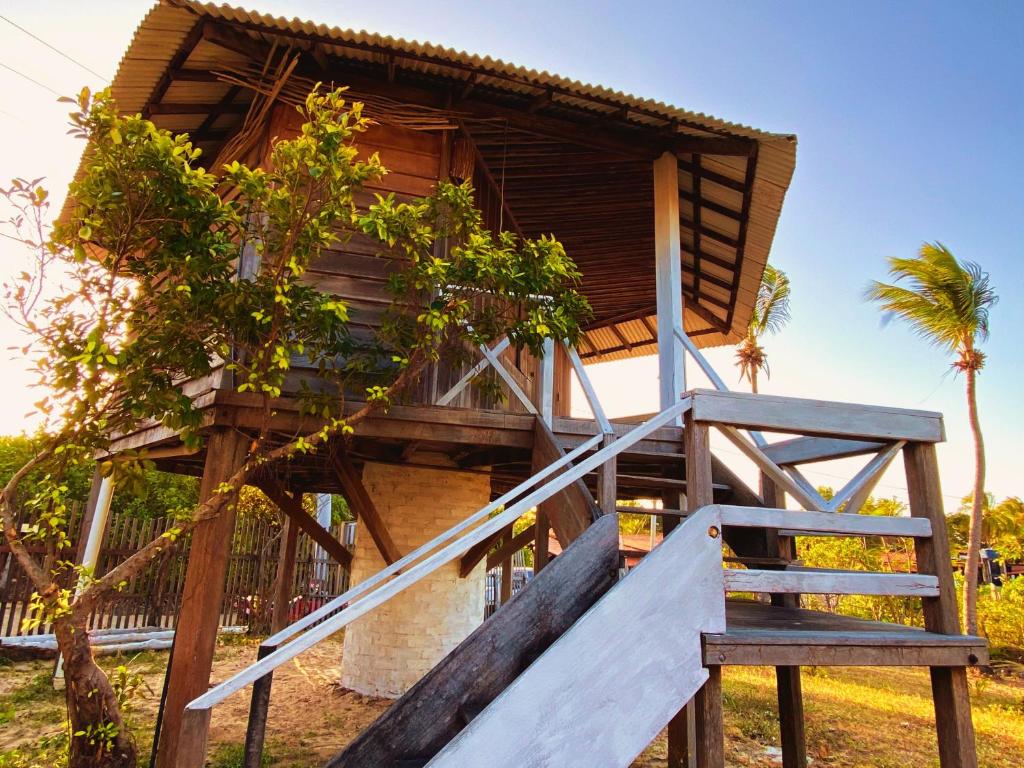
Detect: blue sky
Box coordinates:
(0, 1, 1021, 505)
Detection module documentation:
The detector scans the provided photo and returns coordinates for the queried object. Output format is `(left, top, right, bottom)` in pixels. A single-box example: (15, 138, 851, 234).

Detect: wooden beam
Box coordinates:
(775, 665, 806, 768)
(148, 102, 250, 115)
(457, 121, 525, 238)
(691, 155, 703, 300)
(193, 85, 243, 141)
(725, 149, 758, 329)
(255, 478, 353, 569)
(144, 20, 207, 119)
(459, 523, 511, 578)
(762, 436, 887, 466)
(486, 524, 537, 571)
(329, 454, 402, 565)
(693, 389, 946, 443)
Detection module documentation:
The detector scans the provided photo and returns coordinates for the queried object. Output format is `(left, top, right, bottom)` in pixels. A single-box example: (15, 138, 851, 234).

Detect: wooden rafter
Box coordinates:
(726, 146, 759, 328)
(692, 154, 704, 300)
(143, 20, 208, 119)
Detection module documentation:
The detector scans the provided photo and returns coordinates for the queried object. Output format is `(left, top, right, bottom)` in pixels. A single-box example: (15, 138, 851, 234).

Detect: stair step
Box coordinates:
(724, 567, 939, 597)
(615, 506, 689, 517)
(718, 505, 932, 538)
(610, 473, 730, 491)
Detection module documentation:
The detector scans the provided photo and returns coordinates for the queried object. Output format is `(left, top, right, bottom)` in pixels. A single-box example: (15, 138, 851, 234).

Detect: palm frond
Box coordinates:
(750, 264, 791, 339)
(865, 242, 997, 357)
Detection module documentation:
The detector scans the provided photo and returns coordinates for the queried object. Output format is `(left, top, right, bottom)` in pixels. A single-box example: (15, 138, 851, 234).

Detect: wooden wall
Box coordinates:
(260, 106, 555, 414)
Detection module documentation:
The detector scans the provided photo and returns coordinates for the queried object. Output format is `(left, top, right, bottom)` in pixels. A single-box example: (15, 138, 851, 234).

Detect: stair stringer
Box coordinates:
(426, 505, 725, 768)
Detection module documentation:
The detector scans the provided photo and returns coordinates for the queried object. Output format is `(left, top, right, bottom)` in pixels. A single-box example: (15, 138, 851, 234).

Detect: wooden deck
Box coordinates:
(704, 600, 987, 667)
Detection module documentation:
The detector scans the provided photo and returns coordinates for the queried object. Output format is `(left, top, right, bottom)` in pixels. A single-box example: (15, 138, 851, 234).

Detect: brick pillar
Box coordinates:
(341, 459, 490, 698)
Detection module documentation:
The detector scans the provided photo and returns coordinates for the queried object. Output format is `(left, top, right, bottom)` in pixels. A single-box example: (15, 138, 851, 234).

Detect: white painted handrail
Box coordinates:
(262, 431, 603, 649)
(185, 396, 691, 715)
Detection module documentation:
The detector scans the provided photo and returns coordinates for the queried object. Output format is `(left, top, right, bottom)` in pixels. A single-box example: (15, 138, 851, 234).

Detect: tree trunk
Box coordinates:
(750, 368, 759, 395)
(55, 618, 138, 768)
(962, 366, 986, 636)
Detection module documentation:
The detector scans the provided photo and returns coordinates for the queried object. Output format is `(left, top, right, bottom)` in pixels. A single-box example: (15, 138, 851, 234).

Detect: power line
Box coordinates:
(0, 61, 61, 96)
(0, 14, 107, 82)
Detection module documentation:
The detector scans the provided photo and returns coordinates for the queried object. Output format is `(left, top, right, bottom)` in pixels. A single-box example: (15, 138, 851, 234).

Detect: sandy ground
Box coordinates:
(2, 634, 1024, 767)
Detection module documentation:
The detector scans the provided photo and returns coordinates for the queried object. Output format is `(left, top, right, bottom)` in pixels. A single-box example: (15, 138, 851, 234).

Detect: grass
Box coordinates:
(1, 639, 1023, 767)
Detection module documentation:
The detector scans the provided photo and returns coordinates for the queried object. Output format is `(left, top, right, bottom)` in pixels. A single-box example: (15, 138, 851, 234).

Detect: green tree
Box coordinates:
(735, 264, 791, 393)
(866, 242, 997, 635)
(1, 86, 588, 768)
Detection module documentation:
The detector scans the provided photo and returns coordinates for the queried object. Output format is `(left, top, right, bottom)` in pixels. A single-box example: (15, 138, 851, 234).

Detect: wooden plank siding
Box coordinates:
(264, 106, 546, 414)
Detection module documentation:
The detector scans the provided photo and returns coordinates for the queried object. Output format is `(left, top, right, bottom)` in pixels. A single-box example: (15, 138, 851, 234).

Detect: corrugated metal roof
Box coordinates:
(78, 0, 797, 359)
(166, 0, 794, 144)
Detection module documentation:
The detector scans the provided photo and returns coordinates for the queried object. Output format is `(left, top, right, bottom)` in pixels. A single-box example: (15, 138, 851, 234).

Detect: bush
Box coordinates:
(978, 578, 1024, 652)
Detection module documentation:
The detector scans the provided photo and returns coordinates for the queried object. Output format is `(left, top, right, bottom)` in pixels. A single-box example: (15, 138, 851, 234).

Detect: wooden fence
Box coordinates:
(0, 502, 350, 637)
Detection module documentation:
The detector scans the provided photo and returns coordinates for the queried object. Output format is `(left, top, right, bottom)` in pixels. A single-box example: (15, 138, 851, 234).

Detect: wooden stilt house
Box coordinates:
(73, 2, 985, 766)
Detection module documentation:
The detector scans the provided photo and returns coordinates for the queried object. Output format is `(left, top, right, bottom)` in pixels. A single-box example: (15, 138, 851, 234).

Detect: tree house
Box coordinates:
(72, 3, 985, 767)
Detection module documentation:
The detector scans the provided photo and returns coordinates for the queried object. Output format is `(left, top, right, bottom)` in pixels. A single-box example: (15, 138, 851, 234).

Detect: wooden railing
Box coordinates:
(175, 396, 694, 768)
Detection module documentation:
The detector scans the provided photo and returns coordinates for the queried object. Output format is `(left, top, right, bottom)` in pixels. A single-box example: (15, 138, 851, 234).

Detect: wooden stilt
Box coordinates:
(904, 442, 978, 768)
(667, 701, 697, 768)
(695, 666, 725, 768)
(776, 666, 806, 768)
(155, 428, 249, 768)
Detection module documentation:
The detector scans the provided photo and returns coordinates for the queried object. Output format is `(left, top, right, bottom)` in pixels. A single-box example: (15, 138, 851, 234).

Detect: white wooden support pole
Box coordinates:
(654, 152, 685, 412)
(539, 337, 555, 426)
(54, 474, 115, 686)
(314, 493, 332, 584)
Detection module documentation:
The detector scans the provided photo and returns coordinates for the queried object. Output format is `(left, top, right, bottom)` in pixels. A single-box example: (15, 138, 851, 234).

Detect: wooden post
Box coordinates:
(686, 412, 724, 768)
(762, 473, 807, 768)
(596, 435, 618, 517)
(271, 510, 300, 634)
(667, 701, 697, 768)
(533, 509, 550, 575)
(654, 151, 685, 412)
(155, 428, 249, 768)
(904, 442, 978, 768)
(500, 546, 513, 606)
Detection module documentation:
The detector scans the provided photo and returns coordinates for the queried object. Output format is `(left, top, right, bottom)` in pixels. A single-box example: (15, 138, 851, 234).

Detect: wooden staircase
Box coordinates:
(173, 390, 984, 768)
(330, 506, 725, 768)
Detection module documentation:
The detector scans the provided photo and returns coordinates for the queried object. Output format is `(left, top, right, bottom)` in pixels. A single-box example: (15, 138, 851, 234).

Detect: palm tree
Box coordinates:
(866, 242, 997, 635)
(736, 264, 791, 393)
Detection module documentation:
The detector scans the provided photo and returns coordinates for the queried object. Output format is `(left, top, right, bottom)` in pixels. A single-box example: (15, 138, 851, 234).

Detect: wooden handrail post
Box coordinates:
(904, 441, 978, 768)
(684, 410, 723, 768)
(596, 434, 617, 517)
(242, 646, 276, 768)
